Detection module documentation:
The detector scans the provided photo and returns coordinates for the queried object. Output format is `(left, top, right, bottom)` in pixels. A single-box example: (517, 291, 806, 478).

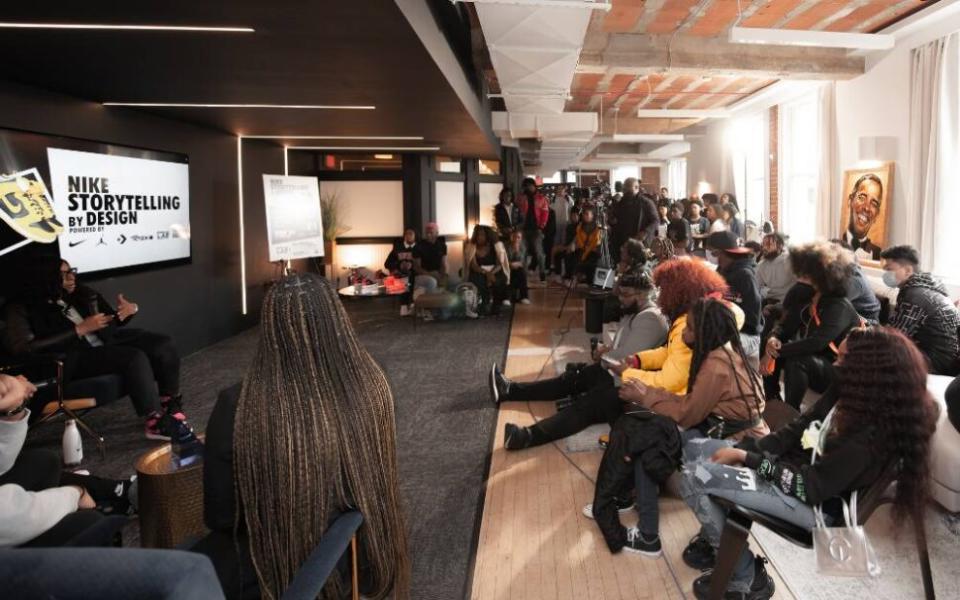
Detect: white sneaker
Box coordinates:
(502, 299, 512, 307)
(400, 305, 411, 317)
(520, 298, 531, 305)
(582, 502, 635, 519)
(465, 307, 479, 319)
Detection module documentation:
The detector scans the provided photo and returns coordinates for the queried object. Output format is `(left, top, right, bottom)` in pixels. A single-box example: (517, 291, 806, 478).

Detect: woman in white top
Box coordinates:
(706, 203, 727, 234)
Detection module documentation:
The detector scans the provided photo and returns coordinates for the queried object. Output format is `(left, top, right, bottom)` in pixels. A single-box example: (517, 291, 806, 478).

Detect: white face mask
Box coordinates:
(882, 270, 900, 288)
(706, 253, 719, 266)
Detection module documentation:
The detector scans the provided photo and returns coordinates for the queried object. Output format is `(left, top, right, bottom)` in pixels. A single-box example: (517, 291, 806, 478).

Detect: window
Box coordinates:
(727, 112, 767, 226)
(612, 165, 639, 187)
(478, 159, 501, 175)
(779, 94, 821, 243)
(435, 155, 462, 173)
(666, 159, 687, 200)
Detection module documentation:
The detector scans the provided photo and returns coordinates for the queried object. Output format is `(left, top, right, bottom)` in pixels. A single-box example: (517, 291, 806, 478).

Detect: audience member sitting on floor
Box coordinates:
(587, 298, 770, 557)
(3, 257, 192, 440)
(385, 227, 418, 316)
(464, 225, 509, 317)
(493, 187, 520, 241)
(499, 260, 730, 450)
(505, 230, 529, 306)
(0, 374, 137, 547)
(572, 206, 602, 281)
(757, 233, 795, 304)
(707, 231, 763, 358)
(763, 242, 864, 409)
(413, 222, 450, 292)
(490, 268, 668, 406)
(193, 274, 409, 600)
(880, 245, 960, 375)
(679, 327, 937, 600)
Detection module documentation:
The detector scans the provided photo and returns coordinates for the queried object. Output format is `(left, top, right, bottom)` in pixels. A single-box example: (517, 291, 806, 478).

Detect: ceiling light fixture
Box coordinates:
(374, 154, 395, 160)
(729, 26, 894, 50)
(612, 134, 685, 142)
(103, 103, 374, 110)
(0, 22, 254, 32)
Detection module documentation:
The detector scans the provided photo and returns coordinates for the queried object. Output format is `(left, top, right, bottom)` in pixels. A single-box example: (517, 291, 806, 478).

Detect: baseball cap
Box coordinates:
(706, 230, 752, 255)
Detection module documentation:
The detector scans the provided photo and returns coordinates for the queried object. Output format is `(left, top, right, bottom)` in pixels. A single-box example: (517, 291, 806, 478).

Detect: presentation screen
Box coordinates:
(47, 148, 190, 273)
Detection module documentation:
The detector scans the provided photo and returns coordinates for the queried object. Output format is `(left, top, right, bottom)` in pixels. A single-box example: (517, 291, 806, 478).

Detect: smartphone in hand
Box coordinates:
(600, 355, 621, 370)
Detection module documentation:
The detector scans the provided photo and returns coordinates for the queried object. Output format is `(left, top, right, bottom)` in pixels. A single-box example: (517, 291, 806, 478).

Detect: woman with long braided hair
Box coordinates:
(194, 273, 409, 600)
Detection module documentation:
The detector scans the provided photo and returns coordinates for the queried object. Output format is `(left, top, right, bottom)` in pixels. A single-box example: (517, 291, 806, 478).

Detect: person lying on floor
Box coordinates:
(584, 298, 770, 558)
(0, 374, 137, 548)
(490, 268, 668, 405)
(499, 259, 729, 450)
(678, 326, 937, 600)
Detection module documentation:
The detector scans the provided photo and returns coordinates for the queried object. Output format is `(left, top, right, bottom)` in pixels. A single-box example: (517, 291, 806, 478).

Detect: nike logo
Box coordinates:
(68, 240, 86, 247)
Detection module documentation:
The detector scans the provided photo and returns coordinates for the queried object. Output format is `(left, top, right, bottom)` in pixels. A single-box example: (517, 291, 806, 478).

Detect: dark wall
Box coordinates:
(0, 81, 281, 356)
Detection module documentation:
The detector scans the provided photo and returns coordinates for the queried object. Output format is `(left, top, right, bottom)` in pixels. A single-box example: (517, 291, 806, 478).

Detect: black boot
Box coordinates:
(692, 556, 775, 600)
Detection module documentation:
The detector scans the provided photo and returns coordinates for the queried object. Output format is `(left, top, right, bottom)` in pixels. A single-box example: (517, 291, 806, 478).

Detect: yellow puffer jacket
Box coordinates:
(622, 302, 745, 394)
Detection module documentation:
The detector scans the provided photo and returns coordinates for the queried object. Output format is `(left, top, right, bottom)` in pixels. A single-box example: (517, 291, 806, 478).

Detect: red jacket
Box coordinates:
(516, 193, 549, 230)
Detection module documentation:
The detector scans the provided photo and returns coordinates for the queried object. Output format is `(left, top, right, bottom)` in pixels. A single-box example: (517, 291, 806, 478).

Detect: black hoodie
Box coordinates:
(891, 272, 960, 375)
(719, 256, 764, 336)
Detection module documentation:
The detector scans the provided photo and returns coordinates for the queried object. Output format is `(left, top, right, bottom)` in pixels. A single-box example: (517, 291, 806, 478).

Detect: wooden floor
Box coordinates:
(469, 284, 795, 600)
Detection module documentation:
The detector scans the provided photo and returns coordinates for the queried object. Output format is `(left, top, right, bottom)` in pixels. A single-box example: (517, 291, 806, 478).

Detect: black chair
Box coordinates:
(706, 463, 935, 600)
(282, 510, 364, 600)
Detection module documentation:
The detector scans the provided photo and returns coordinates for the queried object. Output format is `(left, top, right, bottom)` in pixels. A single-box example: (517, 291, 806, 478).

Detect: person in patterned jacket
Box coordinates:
(880, 245, 960, 375)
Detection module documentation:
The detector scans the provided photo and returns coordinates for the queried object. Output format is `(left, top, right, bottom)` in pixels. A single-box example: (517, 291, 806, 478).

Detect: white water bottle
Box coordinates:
(62, 420, 83, 467)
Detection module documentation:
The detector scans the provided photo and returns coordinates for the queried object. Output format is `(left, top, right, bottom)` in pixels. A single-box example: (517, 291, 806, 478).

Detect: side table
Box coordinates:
(135, 444, 205, 548)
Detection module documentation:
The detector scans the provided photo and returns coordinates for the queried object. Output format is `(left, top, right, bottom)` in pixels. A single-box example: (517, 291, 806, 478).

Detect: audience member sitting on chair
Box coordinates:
(757, 233, 795, 304)
(193, 274, 409, 600)
(499, 259, 729, 450)
(707, 231, 764, 358)
(505, 230, 529, 306)
(464, 225, 509, 317)
(587, 298, 770, 557)
(3, 258, 192, 440)
(679, 327, 937, 600)
(762, 242, 863, 409)
(0, 374, 136, 547)
(413, 222, 450, 292)
(880, 244, 960, 375)
(491, 268, 667, 406)
(385, 228, 418, 316)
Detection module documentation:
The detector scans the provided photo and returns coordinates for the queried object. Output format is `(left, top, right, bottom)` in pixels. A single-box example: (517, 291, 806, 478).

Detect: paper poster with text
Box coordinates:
(262, 174, 324, 262)
(47, 148, 191, 273)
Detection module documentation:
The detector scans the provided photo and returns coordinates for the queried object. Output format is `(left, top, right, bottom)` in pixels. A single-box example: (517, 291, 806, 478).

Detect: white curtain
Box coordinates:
(816, 82, 838, 240)
(666, 158, 687, 200)
(907, 32, 960, 275)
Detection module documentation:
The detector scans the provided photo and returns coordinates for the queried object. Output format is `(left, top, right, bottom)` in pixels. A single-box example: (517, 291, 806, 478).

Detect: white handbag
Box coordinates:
(808, 408, 881, 578)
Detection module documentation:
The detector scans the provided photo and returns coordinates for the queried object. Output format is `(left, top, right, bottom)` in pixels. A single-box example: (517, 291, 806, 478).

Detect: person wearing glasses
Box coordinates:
(2, 257, 191, 440)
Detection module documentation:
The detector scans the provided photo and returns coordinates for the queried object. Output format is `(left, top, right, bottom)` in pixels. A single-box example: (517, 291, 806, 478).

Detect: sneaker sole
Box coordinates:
(623, 546, 663, 558)
(582, 504, 635, 519)
(490, 364, 500, 405)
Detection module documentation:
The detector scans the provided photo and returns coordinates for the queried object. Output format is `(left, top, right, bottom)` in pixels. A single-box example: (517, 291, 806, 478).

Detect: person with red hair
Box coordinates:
(501, 259, 730, 451)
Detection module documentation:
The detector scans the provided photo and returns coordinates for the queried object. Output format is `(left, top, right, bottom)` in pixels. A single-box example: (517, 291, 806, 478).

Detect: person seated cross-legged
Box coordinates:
(678, 327, 937, 600)
(490, 269, 667, 406)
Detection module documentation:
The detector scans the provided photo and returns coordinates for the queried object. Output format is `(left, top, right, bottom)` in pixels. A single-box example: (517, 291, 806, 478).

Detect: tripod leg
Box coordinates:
(557, 273, 577, 318)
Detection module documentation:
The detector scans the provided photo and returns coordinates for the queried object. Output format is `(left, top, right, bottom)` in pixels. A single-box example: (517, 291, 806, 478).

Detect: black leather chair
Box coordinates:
(706, 463, 935, 600)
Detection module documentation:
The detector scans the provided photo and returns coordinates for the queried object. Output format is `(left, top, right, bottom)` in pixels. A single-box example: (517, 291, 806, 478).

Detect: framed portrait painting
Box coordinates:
(839, 162, 894, 263)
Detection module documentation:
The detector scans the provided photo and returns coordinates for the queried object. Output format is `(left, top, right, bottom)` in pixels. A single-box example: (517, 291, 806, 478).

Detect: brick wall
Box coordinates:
(769, 105, 779, 230)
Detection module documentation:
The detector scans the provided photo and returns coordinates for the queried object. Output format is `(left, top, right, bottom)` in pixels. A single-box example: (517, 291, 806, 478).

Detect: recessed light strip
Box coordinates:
(287, 146, 440, 151)
(242, 135, 423, 140)
(0, 22, 254, 32)
(104, 103, 374, 110)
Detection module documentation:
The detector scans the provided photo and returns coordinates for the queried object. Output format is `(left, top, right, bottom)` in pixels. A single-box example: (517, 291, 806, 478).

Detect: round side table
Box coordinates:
(135, 444, 205, 548)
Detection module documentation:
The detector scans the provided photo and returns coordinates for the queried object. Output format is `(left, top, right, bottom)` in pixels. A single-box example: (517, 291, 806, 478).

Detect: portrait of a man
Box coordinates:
(840, 164, 894, 262)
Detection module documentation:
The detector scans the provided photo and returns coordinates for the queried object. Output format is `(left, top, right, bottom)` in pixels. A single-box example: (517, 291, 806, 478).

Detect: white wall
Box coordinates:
(318, 180, 404, 238)
(685, 120, 732, 197)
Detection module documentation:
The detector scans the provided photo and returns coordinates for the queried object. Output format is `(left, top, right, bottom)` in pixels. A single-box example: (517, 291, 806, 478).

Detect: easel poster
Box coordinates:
(0, 168, 63, 256)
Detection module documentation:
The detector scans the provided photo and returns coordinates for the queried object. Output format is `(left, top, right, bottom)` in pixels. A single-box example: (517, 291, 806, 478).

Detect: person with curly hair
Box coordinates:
(501, 259, 731, 450)
(763, 242, 864, 409)
(679, 327, 937, 600)
(464, 225, 510, 316)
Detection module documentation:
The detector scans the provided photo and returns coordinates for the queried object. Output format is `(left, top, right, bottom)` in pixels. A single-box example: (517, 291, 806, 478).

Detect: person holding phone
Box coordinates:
(3, 257, 191, 440)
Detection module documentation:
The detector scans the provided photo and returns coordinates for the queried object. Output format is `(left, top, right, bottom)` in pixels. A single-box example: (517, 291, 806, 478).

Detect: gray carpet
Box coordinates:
(24, 300, 512, 600)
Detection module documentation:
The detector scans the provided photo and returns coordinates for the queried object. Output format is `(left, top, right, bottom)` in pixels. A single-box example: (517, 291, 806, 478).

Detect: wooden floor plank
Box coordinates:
(470, 286, 795, 600)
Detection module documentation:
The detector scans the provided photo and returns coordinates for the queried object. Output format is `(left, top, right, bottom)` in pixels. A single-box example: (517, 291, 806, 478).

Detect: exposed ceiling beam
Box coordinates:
(636, 108, 729, 118)
(580, 33, 865, 80)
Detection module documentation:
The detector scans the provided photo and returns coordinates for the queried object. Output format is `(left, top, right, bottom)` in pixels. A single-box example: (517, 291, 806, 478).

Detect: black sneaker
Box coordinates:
(683, 533, 717, 570)
(97, 476, 137, 516)
(490, 364, 511, 405)
(623, 527, 662, 558)
(504, 423, 531, 450)
(692, 556, 775, 600)
(161, 394, 185, 419)
(145, 411, 194, 441)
